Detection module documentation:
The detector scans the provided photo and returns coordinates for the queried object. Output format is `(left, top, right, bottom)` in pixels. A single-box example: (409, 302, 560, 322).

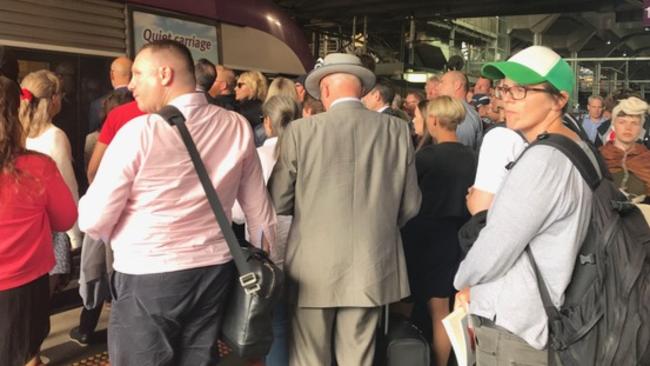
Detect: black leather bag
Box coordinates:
(158, 105, 284, 359)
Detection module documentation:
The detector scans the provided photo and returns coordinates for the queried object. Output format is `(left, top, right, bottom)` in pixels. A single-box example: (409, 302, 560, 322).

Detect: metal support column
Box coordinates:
(593, 63, 601, 96)
(408, 17, 415, 65)
(625, 61, 629, 89)
(399, 20, 406, 66)
(311, 31, 318, 58)
(533, 32, 543, 46)
(362, 15, 368, 53)
(570, 51, 578, 109)
(352, 16, 357, 51)
(450, 25, 456, 50)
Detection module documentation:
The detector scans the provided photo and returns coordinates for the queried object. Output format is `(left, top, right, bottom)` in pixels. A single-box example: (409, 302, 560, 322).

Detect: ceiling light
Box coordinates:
(403, 72, 428, 83)
(606, 40, 611, 45)
(622, 52, 627, 57)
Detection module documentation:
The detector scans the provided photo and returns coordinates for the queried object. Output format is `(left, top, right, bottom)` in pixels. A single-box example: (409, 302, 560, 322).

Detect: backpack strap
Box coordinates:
(526, 248, 562, 323)
(508, 133, 602, 191)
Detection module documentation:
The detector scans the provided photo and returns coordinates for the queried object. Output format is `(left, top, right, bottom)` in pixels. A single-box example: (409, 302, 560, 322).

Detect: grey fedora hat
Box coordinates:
(305, 53, 376, 100)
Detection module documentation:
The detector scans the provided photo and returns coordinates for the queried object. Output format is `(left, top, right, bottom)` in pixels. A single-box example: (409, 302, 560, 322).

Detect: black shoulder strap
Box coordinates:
(158, 105, 260, 293)
(509, 133, 602, 191)
(526, 248, 562, 326)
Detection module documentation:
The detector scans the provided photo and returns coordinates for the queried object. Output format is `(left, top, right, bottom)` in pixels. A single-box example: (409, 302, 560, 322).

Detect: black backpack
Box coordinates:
(516, 133, 650, 366)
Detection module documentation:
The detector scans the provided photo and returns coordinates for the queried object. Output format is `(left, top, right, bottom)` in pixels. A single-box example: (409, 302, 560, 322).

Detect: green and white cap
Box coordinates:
(481, 46, 574, 95)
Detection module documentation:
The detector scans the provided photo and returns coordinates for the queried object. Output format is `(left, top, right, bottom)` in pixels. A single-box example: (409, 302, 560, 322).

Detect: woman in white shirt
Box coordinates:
(233, 95, 300, 366)
(19, 69, 81, 291)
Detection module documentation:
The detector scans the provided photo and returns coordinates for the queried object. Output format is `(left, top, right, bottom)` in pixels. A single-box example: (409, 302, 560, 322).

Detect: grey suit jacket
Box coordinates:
(268, 100, 422, 307)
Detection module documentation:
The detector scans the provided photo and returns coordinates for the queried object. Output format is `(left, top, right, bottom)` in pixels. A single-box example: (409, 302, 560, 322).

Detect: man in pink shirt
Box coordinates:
(79, 40, 276, 365)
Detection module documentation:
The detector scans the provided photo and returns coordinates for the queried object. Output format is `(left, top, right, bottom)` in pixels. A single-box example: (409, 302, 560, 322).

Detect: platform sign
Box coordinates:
(132, 11, 219, 63)
(645, 0, 650, 27)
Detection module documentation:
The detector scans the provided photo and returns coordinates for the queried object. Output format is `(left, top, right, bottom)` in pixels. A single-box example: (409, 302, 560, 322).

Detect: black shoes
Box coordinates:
(69, 327, 91, 346)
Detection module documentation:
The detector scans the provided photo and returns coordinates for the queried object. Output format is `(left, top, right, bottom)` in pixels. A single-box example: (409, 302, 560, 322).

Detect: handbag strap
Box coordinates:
(158, 105, 261, 294)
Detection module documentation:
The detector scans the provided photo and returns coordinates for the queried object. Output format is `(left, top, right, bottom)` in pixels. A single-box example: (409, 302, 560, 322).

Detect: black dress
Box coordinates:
(401, 142, 477, 300)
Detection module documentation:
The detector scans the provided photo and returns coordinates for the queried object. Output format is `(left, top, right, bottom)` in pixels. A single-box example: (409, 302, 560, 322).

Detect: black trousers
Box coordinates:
(0, 275, 50, 366)
(108, 262, 235, 366)
(79, 305, 103, 334)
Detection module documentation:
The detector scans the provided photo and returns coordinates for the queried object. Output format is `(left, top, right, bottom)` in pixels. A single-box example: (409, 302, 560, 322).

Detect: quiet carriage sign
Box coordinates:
(132, 10, 220, 63)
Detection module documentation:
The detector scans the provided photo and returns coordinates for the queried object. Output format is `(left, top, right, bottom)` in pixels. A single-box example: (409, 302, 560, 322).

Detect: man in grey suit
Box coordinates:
(268, 53, 422, 366)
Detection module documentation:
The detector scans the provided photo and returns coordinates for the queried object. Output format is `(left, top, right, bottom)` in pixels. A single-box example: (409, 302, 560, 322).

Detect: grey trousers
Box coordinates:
(288, 306, 382, 366)
(108, 262, 234, 366)
(473, 316, 549, 366)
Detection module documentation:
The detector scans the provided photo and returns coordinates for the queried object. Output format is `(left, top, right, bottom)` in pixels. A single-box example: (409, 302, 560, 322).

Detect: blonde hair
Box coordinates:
(19, 70, 61, 138)
(426, 95, 466, 131)
(612, 97, 648, 126)
(238, 70, 268, 102)
(266, 77, 299, 102)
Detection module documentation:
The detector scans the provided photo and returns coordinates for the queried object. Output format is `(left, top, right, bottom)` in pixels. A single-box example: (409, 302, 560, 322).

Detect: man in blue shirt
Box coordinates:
(581, 95, 606, 143)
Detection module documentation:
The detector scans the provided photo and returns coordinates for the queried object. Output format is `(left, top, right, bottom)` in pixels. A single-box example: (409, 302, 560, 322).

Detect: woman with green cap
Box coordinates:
(453, 45, 596, 365)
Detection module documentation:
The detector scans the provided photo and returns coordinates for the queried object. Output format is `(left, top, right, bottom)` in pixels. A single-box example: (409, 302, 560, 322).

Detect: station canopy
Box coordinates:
(275, 0, 650, 83)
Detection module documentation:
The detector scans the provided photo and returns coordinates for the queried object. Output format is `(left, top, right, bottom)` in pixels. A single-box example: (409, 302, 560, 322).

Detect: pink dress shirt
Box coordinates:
(79, 93, 276, 275)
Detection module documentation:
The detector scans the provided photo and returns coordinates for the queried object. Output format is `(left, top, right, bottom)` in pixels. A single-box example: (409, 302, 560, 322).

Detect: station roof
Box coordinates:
(274, 0, 624, 21)
(276, 0, 650, 81)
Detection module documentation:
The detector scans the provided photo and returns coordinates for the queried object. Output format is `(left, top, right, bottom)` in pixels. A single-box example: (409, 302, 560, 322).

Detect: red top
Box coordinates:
(98, 101, 145, 145)
(0, 153, 78, 290)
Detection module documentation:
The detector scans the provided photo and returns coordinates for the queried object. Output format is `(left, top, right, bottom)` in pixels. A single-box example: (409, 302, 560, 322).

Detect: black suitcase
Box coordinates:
(375, 307, 431, 366)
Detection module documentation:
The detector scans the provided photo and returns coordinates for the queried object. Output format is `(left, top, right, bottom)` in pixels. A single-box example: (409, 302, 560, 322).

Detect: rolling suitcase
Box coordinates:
(375, 306, 431, 366)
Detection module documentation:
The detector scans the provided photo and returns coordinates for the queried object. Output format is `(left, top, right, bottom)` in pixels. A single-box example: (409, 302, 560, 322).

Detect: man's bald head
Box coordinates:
(438, 70, 469, 100)
(110, 57, 133, 87)
(319, 73, 363, 110)
(210, 65, 236, 97)
(128, 40, 196, 113)
(139, 40, 195, 85)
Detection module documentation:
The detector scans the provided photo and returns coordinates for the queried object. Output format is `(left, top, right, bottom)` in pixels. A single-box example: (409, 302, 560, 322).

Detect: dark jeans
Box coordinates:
(265, 300, 289, 366)
(108, 262, 235, 366)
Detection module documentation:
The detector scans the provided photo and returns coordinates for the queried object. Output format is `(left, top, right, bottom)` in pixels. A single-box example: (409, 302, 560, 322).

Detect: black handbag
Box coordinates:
(158, 105, 284, 358)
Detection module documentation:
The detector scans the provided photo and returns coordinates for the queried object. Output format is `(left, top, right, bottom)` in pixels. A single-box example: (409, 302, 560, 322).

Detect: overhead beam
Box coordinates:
(280, 0, 620, 20)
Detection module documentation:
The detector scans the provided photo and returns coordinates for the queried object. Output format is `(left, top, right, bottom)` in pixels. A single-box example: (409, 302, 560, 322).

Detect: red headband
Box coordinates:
(20, 88, 33, 103)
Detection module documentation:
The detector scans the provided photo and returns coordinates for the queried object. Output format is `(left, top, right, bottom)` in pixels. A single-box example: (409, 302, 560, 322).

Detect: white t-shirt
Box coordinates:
(26, 124, 82, 248)
(473, 126, 527, 194)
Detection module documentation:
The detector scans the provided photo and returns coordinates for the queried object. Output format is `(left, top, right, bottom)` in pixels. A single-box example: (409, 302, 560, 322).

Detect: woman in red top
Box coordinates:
(0, 75, 77, 366)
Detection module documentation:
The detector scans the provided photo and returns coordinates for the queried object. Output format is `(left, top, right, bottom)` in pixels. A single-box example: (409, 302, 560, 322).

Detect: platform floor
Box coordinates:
(43, 307, 248, 366)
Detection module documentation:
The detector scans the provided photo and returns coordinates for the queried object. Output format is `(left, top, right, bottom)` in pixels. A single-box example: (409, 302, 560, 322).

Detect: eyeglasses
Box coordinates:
(494, 85, 552, 100)
(236, 82, 246, 88)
